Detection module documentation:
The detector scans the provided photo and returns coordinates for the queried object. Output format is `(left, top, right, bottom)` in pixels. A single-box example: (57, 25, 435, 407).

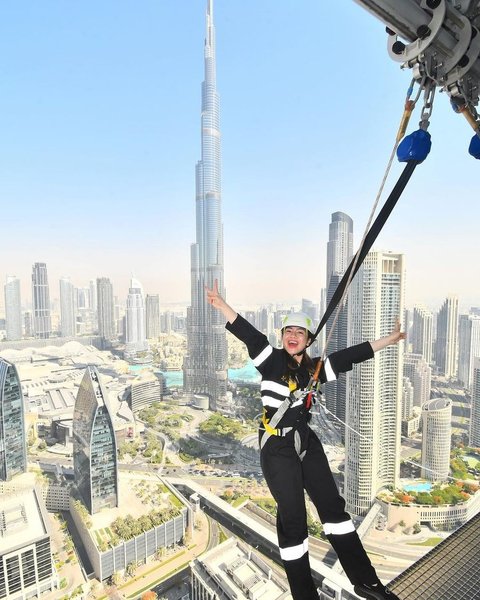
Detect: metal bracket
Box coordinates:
(444, 26, 480, 90)
(436, 10, 472, 81)
(387, 0, 447, 64)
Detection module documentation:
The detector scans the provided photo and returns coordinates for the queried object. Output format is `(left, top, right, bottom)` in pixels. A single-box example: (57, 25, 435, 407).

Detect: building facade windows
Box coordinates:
(73, 366, 118, 514)
(0, 360, 27, 482)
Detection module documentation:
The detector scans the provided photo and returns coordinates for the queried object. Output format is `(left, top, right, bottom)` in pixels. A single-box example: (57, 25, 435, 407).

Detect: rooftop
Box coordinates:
(0, 487, 47, 554)
(422, 397, 451, 411)
(79, 474, 184, 549)
(389, 512, 480, 600)
(192, 537, 291, 600)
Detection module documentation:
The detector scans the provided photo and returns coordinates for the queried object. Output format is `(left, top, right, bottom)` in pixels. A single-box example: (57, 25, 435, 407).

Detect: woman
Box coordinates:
(207, 280, 403, 600)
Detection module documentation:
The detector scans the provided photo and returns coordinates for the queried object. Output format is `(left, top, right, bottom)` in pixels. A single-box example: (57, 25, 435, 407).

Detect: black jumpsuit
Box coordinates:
(226, 315, 380, 600)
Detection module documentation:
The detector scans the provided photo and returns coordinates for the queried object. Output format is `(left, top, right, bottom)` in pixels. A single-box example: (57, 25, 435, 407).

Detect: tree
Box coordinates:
(126, 561, 137, 577)
(141, 592, 158, 600)
(109, 571, 122, 586)
(139, 515, 152, 532)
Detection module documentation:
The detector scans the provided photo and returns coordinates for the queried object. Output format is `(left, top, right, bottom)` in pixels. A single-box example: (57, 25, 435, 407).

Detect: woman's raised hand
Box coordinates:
(389, 319, 406, 345)
(206, 279, 223, 309)
(205, 279, 237, 323)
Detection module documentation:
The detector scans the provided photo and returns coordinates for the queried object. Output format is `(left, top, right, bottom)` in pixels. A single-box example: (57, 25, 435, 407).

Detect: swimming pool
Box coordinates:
(403, 482, 433, 493)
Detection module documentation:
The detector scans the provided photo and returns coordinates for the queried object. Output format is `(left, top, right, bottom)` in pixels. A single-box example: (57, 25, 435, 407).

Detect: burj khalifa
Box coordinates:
(184, 0, 228, 412)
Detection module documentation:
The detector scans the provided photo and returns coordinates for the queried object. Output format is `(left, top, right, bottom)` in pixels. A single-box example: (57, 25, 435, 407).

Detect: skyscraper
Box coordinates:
(59, 276, 76, 337)
(411, 304, 433, 364)
(96, 277, 115, 347)
(184, 0, 228, 411)
(434, 295, 459, 378)
(125, 277, 148, 359)
(145, 294, 160, 339)
(470, 358, 480, 446)
(325, 212, 353, 431)
(345, 251, 404, 516)
(421, 398, 452, 482)
(24, 312, 33, 338)
(458, 314, 480, 390)
(89, 279, 97, 314)
(326, 212, 353, 280)
(4, 276, 22, 341)
(302, 298, 320, 355)
(31, 262, 51, 339)
(402, 376, 414, 420)
(73, 366, 118, 514)
(403, 353, 432, 408)
(0, 358, 27, 481)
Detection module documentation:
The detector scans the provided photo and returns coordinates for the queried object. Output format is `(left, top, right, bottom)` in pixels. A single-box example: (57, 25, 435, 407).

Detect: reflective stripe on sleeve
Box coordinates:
(261, 380, 290, 396)
(323, 520, 356, 536)
(324, 358, 337, 382)
(279, 538, 308, 561)
(261, 396, 284, 408)
(252, 345, 273, 367)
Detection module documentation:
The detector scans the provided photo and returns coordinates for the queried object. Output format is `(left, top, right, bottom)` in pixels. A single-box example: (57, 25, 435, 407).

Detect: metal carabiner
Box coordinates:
(419, 80, 436, 131)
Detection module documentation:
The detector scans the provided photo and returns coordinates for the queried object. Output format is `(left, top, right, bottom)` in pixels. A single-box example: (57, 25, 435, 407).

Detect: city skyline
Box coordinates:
(1, 1, 479, 311)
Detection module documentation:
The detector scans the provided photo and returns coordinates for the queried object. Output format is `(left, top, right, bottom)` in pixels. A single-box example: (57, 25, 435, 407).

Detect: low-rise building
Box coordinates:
(401, 412, 421, 438)
(0, 486, 58, 599)
(191, 537, 291, 600)
(69, 476, 190, 581)
(379, 488, 480, 531)
(129, 372, 164, 412)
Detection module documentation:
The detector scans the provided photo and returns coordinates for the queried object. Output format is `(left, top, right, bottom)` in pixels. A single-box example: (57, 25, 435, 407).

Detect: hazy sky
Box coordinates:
(1, 1, 478, 313)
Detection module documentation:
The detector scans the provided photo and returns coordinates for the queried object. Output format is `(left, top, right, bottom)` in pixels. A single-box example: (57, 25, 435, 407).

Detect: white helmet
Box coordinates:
(281, 312, 315, 336)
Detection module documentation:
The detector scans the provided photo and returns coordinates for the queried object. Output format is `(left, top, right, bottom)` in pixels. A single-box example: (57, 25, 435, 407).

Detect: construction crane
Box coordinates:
(353, 0, 480, 153)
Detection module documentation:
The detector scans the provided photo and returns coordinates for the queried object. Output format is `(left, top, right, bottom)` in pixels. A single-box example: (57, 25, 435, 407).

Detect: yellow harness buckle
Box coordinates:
(262, 410, 278, 436)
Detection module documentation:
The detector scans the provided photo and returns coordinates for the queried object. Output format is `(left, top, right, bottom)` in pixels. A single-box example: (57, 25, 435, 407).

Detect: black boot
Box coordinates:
(354, 581, 401, 600)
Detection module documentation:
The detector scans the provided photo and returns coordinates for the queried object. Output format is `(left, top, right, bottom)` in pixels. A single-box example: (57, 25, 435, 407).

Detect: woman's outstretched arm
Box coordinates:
(370, 319, 406, 352)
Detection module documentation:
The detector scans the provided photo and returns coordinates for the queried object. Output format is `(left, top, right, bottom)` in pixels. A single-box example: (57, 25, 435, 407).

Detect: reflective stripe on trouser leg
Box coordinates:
(323, 519, 355, 536)
(281, 551, 320, 600)
(300, 431, 379, 586)
(279, 538, 309, 561)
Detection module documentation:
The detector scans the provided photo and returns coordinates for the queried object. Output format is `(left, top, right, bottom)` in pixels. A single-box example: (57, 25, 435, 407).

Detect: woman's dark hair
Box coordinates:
(282, 328, 315, 384)
(286, 349, 314, 375)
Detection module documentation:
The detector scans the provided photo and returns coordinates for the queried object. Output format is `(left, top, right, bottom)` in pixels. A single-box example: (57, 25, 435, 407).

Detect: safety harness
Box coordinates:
(260, 360, 324, 460)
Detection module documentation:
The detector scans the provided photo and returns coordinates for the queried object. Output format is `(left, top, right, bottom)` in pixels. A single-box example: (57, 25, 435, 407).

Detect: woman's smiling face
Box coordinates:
(282, 326, 309, 356)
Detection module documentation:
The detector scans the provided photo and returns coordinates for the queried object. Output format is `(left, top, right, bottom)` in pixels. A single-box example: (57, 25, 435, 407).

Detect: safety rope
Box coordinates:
(321, 140, 400, 360)
(303, 82, 468, 490)
(310, 76, 435, 364)
(309, 79, 429, 357)
(310, 160, 418, 354)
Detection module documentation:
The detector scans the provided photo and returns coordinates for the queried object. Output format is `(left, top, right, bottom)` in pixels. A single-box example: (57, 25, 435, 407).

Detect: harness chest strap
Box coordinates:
(260, 396, 307, 461)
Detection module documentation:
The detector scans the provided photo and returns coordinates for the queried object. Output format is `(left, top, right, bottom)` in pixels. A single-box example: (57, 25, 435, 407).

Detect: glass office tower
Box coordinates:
(0, 359, 27, 481)
(73, 366, 118, 514)
(32, 262, 52, 339)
